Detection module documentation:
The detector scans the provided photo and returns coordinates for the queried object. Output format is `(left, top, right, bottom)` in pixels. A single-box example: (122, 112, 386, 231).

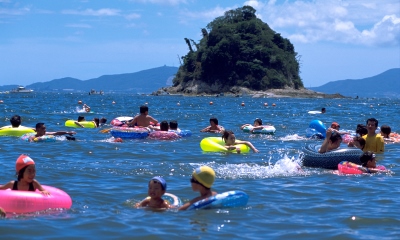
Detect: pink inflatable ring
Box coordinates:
(0, 185, 72, 214)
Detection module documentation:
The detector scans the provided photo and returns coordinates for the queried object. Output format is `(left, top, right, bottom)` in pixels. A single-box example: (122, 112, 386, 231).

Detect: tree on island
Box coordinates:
(174, 6, 303, 92)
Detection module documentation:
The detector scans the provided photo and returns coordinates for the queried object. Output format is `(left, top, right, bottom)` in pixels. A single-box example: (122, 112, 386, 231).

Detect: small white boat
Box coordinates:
(10, 86, 33, 93)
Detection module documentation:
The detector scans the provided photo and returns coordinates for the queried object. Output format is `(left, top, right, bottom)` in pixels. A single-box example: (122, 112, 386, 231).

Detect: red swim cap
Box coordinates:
(16, 154, 35, 173)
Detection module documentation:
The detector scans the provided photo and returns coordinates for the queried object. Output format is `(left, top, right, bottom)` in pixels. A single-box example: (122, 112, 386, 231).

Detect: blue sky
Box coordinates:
(1, 0, 399, 87)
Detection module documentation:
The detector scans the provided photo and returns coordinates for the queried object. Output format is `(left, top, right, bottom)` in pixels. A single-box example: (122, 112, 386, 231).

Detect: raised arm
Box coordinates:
(319, 129, 333, 153)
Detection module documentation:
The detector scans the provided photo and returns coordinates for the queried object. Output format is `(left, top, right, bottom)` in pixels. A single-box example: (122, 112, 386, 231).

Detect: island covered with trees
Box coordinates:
(157, 6, 327, 97)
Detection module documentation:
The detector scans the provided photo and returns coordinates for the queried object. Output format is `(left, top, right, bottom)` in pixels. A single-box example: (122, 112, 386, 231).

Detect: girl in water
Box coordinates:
(222, 130, 259, 153)
(0, 155, 49, 195)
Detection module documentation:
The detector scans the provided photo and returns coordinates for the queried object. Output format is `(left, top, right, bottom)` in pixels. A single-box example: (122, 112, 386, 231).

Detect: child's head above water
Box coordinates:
(16, 154, 36, 180)
(221, 130, 235, 145)
(191, 166, 215, 189)
(254, 118, 262, 126)
(360, 151, 377, 168)
(150, 176, 167, 191)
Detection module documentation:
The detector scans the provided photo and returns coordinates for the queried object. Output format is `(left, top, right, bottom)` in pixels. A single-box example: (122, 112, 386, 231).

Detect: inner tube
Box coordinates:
(200, 137, 250, 153)
(110, 116, 133, 126)
(141, 193, 182, 208)
(0, 185, 72, 214)
(188, 191, 249, 210)
(168, 130, 192, 137)
(0, 126, 35, 137)
(243, 125, 276, 134)
(302, 143, 362, 169)
(65, 120, 96, 128)
(20, 133, 56, 142)
(148, 131, 180, 140)
(338, 161, 386, 174)
(110, 127, 149, 139)
(306, 120, 326, 138)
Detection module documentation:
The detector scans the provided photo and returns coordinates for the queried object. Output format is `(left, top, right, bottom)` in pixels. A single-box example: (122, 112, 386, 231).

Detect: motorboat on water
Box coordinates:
(10, 86, 34, 93)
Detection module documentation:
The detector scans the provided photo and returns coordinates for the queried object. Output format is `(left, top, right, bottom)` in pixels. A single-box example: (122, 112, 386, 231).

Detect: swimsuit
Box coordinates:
(12, 181, 35, 191)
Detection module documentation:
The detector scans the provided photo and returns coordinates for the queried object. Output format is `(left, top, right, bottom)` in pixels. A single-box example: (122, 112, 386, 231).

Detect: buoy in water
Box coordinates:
(78, 100, 82, 104)
(0, 100, 3, 103)
(272, 103, 276, 106)
(209, 101, 213, 105)
(264, 103, 268, 106)
(112, 101, 116, 104)
(241, 102, 245, 106)
(177, 102, 180, 106)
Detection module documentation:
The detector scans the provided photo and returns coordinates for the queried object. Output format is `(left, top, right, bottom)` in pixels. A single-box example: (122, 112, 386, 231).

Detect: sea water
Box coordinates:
(0, 93, 399, 239)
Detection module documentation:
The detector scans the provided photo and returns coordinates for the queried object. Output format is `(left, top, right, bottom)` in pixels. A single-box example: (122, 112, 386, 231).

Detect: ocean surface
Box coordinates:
(0, 93, 399, 239)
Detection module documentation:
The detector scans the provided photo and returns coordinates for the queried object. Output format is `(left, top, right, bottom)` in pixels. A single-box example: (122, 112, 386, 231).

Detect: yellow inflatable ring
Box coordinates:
(200, 137, 250, 153)
(0, 125, 35, 137)
(65, 120, 96, 128)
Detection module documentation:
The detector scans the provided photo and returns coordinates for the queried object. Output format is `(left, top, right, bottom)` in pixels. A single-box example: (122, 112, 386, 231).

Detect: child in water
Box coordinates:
(0, 155, 49, 195)
(240, 118, 264, 133)
(135, 177, 170, 209)
(358, 151, 389, 173)
(318, 128, 342, 153)
(222, 130, 259, 153)
(179, 166, 217, 210)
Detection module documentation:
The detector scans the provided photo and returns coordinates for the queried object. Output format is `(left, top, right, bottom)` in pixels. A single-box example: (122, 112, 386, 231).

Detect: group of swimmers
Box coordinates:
(0, 153, 218, 215)
(318, 117, 393, 154)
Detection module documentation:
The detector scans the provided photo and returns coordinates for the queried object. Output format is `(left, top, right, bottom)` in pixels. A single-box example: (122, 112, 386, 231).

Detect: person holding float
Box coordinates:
(318, 128, 342, 153)
(179, 166, 217, 210)
(241, 118, 276, 134)
(26, 122, 76, 142)
(0, 155, 49, 195)
(136, 177, 170, 209)
(338, 151, 389, 174)
(222, 130, 259, 153)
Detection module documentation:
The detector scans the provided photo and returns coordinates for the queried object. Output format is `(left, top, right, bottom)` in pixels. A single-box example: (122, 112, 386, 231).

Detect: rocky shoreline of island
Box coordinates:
(152, 80, 348, 99)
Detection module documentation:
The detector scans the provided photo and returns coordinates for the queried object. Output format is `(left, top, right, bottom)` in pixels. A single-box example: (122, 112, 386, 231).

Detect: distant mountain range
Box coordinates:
(309, 68, 400, 98)
(0, 66, 178, 94)
(1, 66, 398, 97)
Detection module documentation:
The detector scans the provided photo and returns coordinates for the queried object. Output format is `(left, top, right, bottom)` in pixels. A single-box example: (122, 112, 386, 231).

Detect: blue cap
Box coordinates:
(151, 176, 167, 191)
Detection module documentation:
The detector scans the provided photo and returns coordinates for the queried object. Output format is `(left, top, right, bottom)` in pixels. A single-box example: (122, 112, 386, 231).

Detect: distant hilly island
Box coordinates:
(1, 66, 398, 97)
(309, 68, 400, 98)
(0, 66, 178, 94)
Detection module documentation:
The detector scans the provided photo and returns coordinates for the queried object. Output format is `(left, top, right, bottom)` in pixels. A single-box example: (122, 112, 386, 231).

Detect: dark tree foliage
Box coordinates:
(174, 6, 303, 90)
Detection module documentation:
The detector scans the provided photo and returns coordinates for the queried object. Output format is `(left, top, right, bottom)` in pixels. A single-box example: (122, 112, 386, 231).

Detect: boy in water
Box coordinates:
(363, 118, 384, 153)
(358, 151, 389, 173)
(179, 166, 217, 210)
(200, 117, 224, 133)
(136, 177, 170, 209)
(127, 105, 158, 128)
(30, 123, 76, 141)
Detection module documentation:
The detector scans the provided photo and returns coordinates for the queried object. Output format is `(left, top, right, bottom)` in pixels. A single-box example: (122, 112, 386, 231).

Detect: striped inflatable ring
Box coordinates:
(110, 127, 149, 139)
(302, 143, 362, 169)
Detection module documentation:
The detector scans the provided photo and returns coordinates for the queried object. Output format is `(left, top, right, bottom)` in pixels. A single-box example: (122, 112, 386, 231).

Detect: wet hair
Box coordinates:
(254, 118, 262, 125)
(353, 137, 366, 150)
(366, 118, 378, 127)
(77, 116, 85, 122)
(380, 125, 391, 137)
(360, 151, 375, 167)
(221, 130, 234, 142)
(35, 122, 45, 130)
(17, 166, 28, 181)
(321, 108, 326, 113)
(140, 105, 149, 114)
(160, 121, 169, 131)
(99, 117, 107, 124)
(356, 124, 368, 136)
(10, 115, 21, 127)
(169, 120, 178, 130)
(329, 131, 342, 144)
(210, 117, 218, 125)
(93, 118, 100, 127)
